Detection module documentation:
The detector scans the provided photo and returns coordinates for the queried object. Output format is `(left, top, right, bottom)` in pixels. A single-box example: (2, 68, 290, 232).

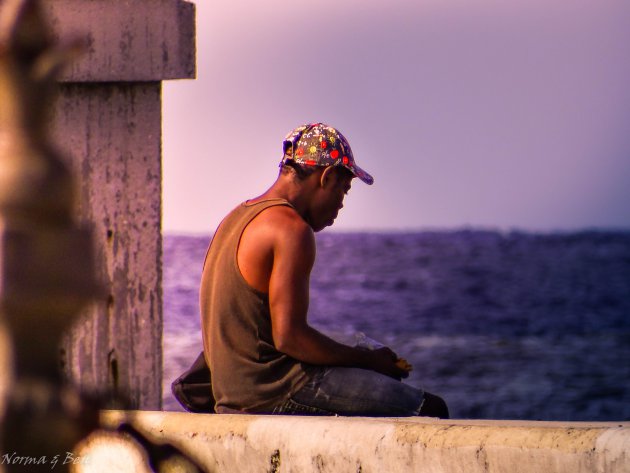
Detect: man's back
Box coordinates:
(199, 199, 313, 414)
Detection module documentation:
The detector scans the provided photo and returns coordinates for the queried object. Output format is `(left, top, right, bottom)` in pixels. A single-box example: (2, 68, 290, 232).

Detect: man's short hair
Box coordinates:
(279, 160, 318, 180)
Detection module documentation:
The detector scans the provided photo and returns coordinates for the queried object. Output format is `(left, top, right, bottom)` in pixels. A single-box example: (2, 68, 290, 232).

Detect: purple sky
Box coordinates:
(163, 0, 630, 234)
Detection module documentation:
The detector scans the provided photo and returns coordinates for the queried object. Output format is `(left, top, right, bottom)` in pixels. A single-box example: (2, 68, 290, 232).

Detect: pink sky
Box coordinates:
(163, 0, 630, 233)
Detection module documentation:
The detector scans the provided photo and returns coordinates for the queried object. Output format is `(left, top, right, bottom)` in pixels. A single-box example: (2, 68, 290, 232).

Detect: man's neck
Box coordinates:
(251, 174, 319, 224)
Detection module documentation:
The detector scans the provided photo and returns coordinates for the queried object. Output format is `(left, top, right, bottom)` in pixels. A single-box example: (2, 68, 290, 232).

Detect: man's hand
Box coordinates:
(366, 347, 411, 380)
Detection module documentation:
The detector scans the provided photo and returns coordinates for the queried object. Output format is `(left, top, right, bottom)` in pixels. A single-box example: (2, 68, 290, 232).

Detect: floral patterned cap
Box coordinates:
(280, 123, 374, 185)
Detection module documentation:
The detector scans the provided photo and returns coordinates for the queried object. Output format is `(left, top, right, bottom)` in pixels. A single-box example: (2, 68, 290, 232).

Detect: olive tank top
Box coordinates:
(199, 198, 313, 413)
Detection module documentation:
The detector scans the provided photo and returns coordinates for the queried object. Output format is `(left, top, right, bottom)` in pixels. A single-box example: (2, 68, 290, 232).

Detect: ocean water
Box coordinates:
(163, 230, 630, 421)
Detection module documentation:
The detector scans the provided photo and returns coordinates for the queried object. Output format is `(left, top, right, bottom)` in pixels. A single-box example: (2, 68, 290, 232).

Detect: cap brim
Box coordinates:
(348, 163, 374, 185)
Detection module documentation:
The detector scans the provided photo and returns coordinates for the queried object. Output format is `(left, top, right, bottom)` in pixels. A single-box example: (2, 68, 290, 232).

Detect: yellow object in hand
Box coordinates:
(396, 358, 413, 372)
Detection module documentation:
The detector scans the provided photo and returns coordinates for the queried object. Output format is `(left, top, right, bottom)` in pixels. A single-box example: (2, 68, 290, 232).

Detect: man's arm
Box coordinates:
(268, 211, 408, 379)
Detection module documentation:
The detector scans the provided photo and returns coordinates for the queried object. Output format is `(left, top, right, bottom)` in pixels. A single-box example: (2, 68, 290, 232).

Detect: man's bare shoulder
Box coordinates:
(238, 201, 312, 249)
(238, 202, 314, 292)
(253, 204, 310, 235)
(247, 203, 315, 259)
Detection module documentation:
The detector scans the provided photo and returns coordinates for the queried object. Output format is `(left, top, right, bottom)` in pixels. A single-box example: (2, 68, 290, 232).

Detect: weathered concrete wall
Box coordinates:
(44, 0, 195, 82)
(54, 83, 164, 408)
(78, 411, 630, 473)
(46, 0, 195, 409)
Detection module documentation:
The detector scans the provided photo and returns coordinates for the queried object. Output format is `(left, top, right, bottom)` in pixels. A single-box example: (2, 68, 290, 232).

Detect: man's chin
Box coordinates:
(312, 222, 331, 233)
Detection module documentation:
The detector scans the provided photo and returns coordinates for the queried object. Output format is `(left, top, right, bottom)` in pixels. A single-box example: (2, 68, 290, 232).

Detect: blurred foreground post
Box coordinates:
(0, 0, 100, 466)
(0, 0, 196, 469)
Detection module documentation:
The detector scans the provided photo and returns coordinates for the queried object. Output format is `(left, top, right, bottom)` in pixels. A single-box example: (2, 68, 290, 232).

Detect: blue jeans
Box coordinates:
(272, 367, 425, 417)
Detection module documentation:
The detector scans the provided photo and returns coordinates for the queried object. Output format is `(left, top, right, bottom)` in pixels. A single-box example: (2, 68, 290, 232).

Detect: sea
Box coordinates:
(163, 230, 630, 421)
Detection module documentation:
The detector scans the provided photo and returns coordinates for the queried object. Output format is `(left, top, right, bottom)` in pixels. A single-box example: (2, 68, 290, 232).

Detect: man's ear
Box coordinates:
(320, 166, 335, 188)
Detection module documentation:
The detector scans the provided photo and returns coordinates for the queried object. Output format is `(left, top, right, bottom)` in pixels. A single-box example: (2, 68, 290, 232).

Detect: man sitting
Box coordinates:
(199, 123, 448, 417)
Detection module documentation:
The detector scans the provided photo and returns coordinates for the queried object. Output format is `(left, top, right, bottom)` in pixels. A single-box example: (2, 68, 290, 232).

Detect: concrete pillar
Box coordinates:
(45, 0, 195, 409)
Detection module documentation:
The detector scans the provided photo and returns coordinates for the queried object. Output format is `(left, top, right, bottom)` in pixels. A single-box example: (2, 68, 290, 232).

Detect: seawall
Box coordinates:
(75, 410, 629, 472)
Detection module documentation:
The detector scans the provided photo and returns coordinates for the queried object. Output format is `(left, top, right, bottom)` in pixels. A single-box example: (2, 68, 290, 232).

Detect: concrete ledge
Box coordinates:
(86, 410, 630, 472)
(43, 0, 196, 81)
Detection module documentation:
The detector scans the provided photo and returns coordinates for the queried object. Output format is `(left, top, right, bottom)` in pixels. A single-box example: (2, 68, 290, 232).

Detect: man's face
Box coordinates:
(310, 168, 354, 232)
